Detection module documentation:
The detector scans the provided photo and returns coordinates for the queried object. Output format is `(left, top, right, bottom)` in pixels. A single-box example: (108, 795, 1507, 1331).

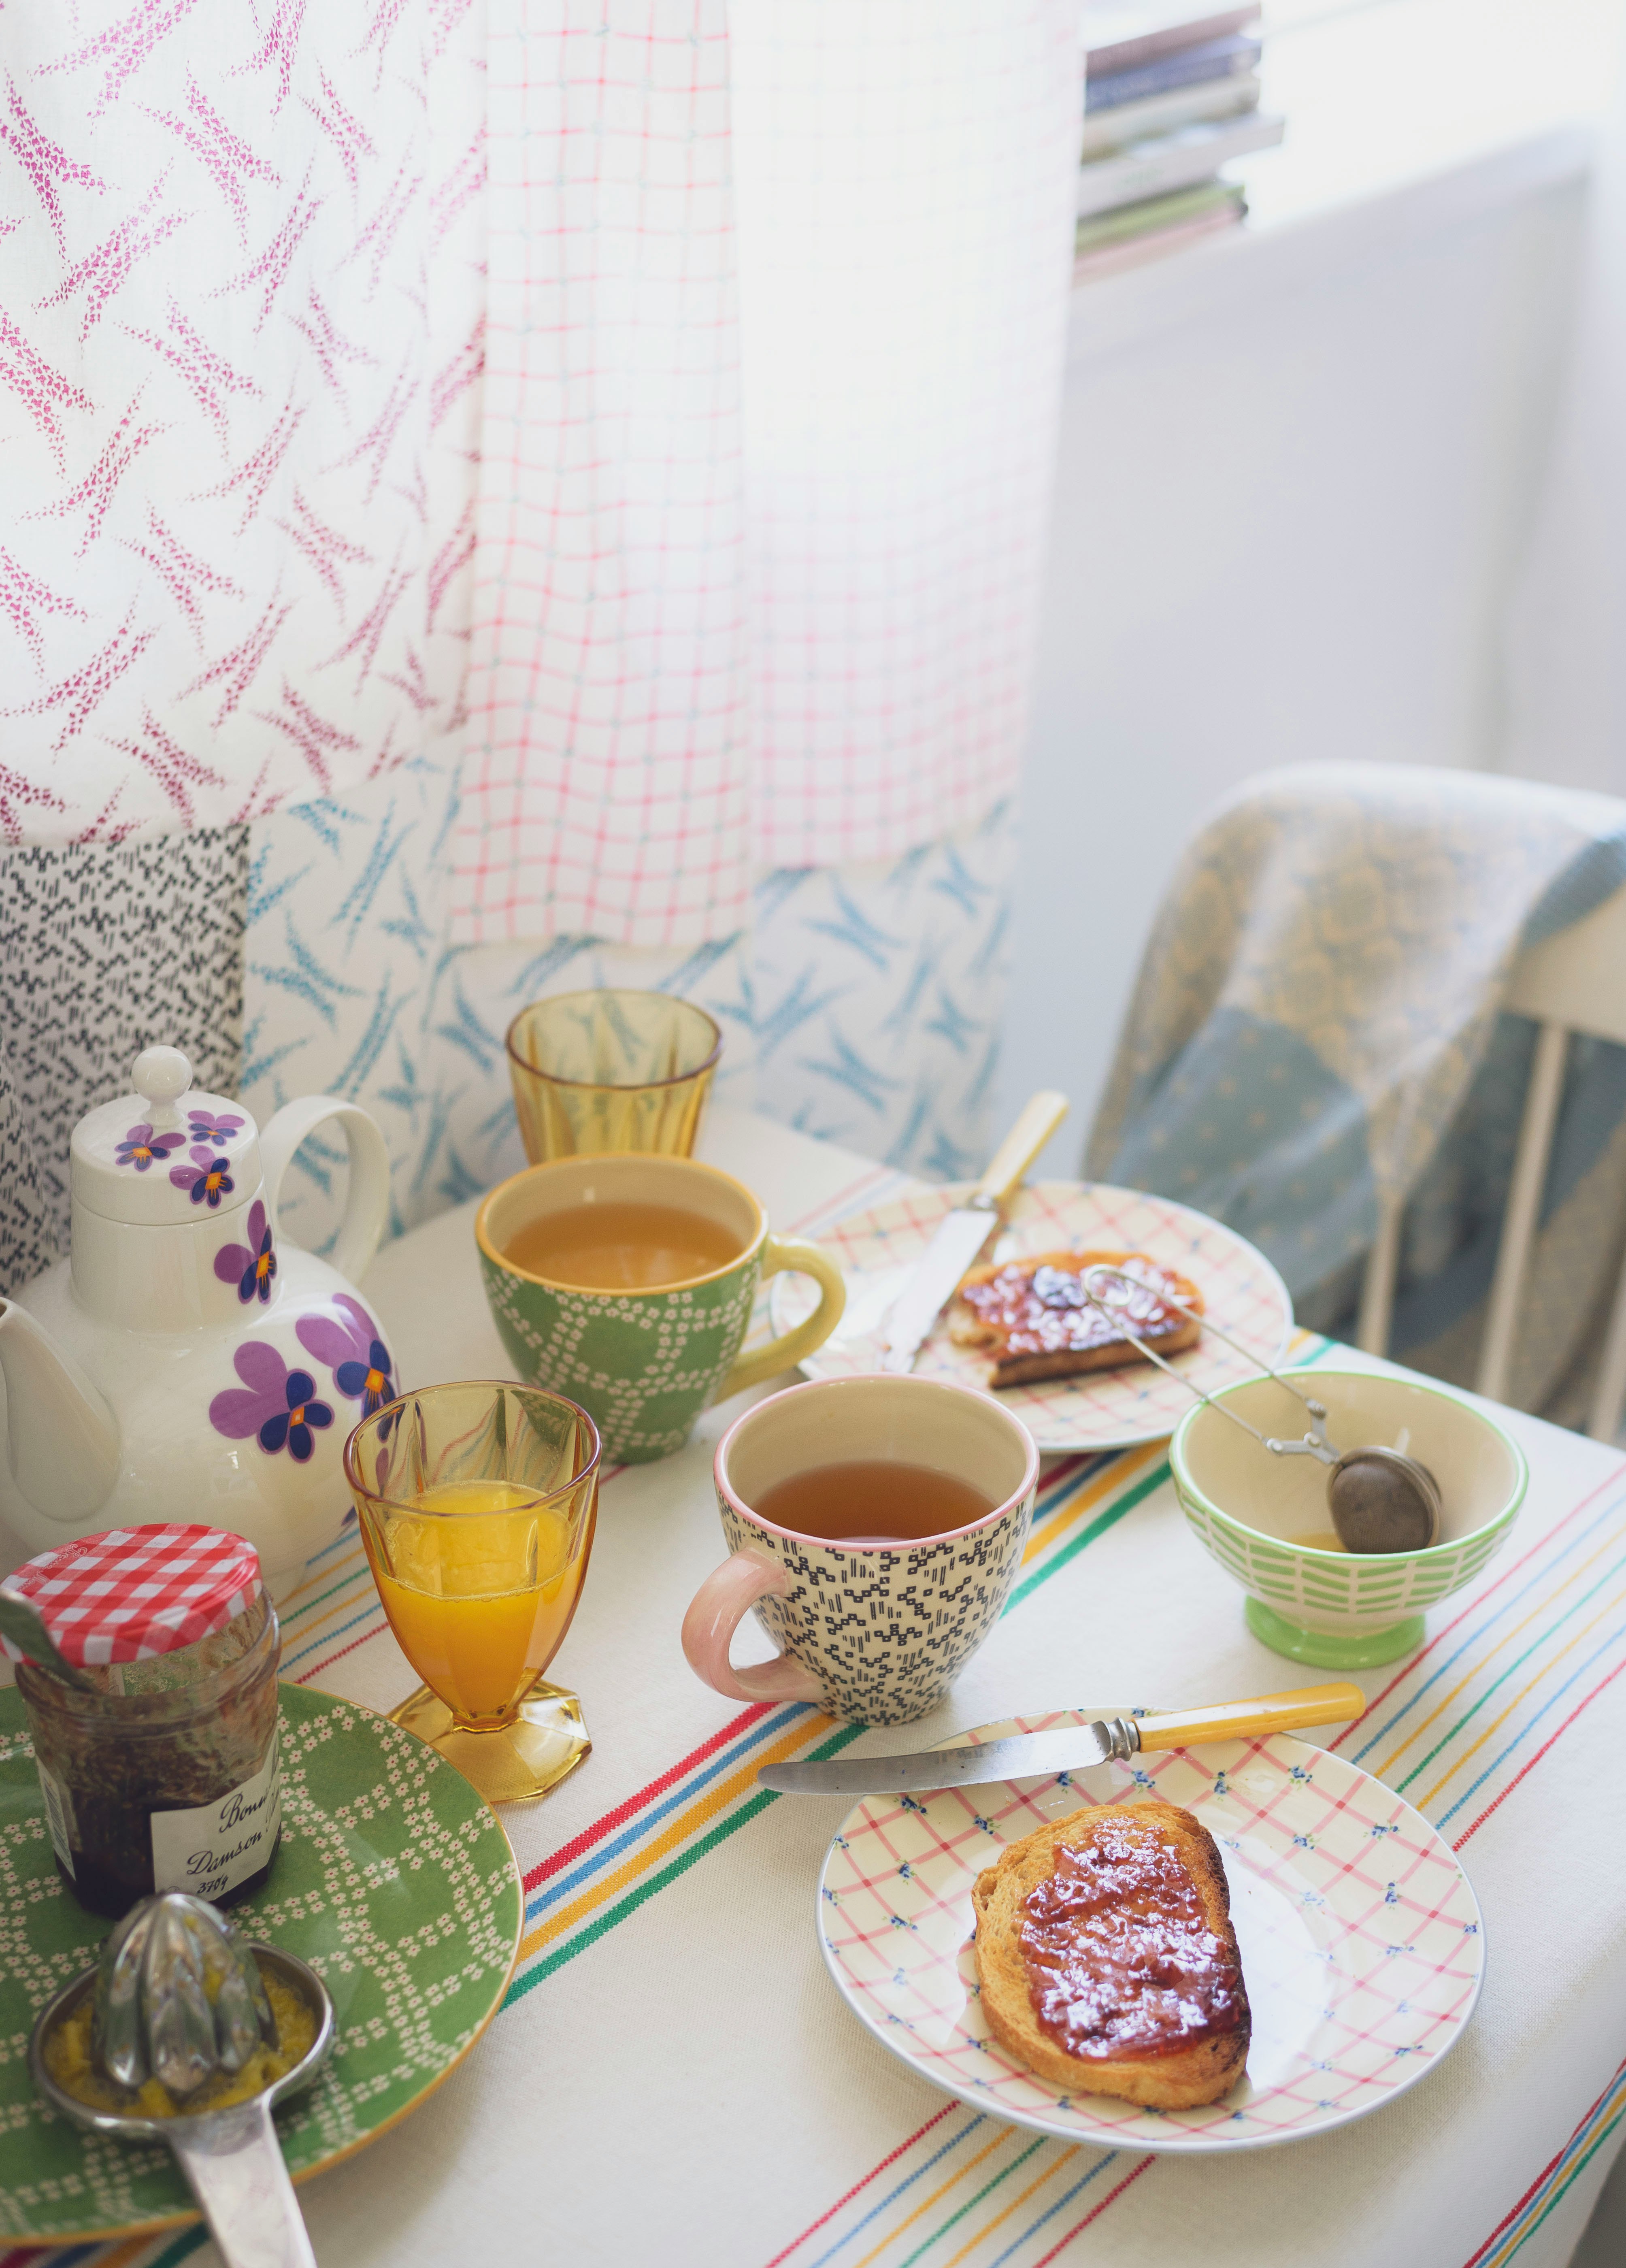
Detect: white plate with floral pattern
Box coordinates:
(770, 1181, 1293, 1452)
(818, 1710, 1484, 2153)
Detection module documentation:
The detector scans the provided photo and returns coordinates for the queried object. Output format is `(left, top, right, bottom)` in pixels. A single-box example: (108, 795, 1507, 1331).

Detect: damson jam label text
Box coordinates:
(149, 1726, 283, 1903)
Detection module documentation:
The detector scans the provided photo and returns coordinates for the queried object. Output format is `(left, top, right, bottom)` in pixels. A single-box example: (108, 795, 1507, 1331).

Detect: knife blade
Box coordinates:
(881, 1089, 1069, 1375)
(763, 1722, 1130, 1797)
(756, 1682, 1366, 1796)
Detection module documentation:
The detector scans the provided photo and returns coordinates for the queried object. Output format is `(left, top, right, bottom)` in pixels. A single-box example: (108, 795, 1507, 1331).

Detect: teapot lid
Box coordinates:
(72, 1048, 262, 1228)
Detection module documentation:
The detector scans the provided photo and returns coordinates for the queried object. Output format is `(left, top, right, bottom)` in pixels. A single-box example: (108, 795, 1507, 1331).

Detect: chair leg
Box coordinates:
(1356, 1194, 1403, 1355)
(1588, 1252, 1626, 1444)
(1477, 1019, 1569, 1408)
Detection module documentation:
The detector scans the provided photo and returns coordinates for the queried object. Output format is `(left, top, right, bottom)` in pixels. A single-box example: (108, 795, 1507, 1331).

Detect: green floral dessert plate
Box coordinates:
(0, 1680, 523, 2244)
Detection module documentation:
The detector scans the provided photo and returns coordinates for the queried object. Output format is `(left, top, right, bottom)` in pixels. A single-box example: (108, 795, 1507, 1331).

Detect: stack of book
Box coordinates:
(1075, 4, 1283, 280)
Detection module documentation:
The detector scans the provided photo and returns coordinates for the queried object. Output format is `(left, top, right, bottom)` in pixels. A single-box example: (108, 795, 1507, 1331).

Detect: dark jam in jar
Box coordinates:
(1019, 1816, 1247, 2061)
(15, 1589, 282, 1919)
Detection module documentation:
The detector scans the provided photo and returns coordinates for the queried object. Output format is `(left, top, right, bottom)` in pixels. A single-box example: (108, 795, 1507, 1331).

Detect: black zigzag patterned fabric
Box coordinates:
(0, 831, 249, 1295)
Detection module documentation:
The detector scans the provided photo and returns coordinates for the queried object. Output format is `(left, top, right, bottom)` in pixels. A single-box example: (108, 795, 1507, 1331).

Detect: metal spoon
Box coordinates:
(30, 1896, 334, 2268)
(0, 1587, 98, 1690)
(1078, 1264, 1443, 1553)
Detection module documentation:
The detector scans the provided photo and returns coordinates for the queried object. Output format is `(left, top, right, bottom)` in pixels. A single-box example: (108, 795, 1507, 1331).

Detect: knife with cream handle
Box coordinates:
(756, 1682, 1365, 1796)
(881, 1089, 1070, 1375)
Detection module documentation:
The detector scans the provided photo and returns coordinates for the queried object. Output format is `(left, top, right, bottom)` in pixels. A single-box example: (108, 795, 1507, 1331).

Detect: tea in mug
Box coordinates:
(751, 1459, 996, 1546)
(502, 1202, 744, 1292)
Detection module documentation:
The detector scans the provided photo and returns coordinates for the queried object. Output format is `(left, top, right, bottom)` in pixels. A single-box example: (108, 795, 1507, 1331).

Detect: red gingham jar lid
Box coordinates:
(0, 1525, 264, 1668)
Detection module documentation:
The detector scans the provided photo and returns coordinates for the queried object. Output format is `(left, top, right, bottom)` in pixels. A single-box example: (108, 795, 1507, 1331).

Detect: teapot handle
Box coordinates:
(259, 1098, 391, 1286)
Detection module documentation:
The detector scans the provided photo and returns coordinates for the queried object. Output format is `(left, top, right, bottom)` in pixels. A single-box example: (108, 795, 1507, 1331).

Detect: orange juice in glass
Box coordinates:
(344, 1382, 601, 1803)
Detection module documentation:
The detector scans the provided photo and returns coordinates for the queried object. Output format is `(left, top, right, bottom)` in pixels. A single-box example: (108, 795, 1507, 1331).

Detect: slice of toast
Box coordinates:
(949, 1248, 1202, 1388)
(972, 1802, 1249, 2108)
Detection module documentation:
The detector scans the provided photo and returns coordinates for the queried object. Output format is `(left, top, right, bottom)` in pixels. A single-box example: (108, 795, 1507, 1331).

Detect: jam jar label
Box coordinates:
(149, 1726, 283, 1902)
(36, 1762, 77, 1878)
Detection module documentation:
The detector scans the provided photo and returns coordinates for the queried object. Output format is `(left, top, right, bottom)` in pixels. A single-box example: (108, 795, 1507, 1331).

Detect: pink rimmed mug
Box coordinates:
(682, 1375, 1040, 1726)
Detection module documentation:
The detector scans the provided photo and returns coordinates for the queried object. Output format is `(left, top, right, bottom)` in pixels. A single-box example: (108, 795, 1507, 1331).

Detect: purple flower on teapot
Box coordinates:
(115, 1123, 185, 1172)
(170, 1145, 236, 1207)
(297, 1296, 397, 1416)
(215, 1200, 277, 1305)
(210, 1342, 334, 1463)
(188, 1108, 245, 1149)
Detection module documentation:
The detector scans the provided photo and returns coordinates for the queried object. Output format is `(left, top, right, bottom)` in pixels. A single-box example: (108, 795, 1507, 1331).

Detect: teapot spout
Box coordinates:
(0, 1300, 120, 1523)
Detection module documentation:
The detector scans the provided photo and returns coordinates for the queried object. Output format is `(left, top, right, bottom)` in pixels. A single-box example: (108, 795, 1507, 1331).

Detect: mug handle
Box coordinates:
(260, 1096, 392, 1285)
(681, 1549, 823, 1704)
(717, 1235, 847, 1401)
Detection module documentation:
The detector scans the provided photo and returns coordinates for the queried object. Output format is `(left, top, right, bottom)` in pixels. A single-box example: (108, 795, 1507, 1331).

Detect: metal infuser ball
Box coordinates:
(1325, 1442, 1443, 1555)
(1080, 1267, 1445, 1555)
(95, 1892, 277, 2099)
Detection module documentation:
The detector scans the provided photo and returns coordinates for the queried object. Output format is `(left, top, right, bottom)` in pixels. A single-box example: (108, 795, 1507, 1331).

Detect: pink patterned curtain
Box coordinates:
(0, 0, 483, 838)
(453, 0, 752, 950)
(452, 0, 1082, 946)
(728, 0, 1081, 875)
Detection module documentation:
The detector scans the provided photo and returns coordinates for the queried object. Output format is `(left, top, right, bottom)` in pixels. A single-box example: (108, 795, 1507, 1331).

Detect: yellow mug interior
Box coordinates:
(475, 1152, 767, 1296)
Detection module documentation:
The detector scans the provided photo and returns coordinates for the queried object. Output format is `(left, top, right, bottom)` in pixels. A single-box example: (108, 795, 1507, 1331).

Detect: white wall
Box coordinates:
(995, 152, 1591, 1178)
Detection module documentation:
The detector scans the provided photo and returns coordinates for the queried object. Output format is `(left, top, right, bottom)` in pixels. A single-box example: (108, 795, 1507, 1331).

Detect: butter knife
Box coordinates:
(756, 1682, 1364, 1795)
(881, 1089, 1070, 1375)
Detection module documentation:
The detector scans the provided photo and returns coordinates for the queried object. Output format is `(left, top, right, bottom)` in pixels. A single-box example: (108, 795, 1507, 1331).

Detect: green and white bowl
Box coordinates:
(1171, 1366, 1528, 1668)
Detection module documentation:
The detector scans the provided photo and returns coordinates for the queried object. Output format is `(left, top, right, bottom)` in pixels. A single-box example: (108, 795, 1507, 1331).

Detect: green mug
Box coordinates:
(475, 1154, 847, 1464)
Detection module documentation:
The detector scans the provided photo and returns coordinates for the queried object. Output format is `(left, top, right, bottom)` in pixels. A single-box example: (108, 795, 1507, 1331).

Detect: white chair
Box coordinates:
(1355, 886, 1626, 1442)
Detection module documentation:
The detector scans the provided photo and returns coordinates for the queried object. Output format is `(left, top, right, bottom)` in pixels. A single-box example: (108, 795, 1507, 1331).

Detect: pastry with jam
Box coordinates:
(950, 1248, 1203, 1387)
(973, 1802, 1249, 2108)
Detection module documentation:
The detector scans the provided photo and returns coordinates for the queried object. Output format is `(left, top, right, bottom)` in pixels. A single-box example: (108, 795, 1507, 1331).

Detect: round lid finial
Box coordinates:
(72, 1051, 259, 1228)
(132, 1046, 192, 1118)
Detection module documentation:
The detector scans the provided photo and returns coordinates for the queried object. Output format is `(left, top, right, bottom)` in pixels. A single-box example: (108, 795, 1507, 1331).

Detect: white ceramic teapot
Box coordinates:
(0, 1047, 396, 1596)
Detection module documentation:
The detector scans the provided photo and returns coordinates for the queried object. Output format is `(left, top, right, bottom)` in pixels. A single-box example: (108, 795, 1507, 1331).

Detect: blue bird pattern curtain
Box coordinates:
(240, 763, 1015, 1254)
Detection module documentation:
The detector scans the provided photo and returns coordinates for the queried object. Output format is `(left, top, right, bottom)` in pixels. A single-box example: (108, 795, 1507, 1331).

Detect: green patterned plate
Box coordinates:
(0, 1681, 523, 2244)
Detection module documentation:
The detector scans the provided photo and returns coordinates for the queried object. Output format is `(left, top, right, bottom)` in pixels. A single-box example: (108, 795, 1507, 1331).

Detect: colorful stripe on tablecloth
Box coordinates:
(759, 2104, 1155, 2268)
(1329, 1452, 1626, 1851)
(753, 2045, 1626, 2268)
(1460, 2052, 1626, 2268)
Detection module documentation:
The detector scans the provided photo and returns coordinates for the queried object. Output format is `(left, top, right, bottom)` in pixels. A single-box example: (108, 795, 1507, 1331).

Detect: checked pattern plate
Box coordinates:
(771, 1181, 1293, 1450)
(819, 1712, 1484, 2153)
(0, 1682, 522, 2244)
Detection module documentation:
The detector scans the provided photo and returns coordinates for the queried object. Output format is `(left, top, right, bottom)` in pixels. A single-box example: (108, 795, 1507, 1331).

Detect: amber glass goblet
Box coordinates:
(344, 1382, 601, 1804)
(505, 988, 722, 1163)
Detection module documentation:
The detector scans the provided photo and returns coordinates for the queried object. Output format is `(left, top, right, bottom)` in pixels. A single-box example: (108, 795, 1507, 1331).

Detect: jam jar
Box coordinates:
(4, 1525, 283, 1919)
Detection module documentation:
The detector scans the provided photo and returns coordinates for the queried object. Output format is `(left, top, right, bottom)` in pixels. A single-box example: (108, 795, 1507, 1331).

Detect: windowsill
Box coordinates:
(1069, 0, 1620, 360)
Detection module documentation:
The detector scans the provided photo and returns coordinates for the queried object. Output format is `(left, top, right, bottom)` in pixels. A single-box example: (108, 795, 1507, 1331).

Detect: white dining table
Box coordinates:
(19, 1105, 1626, 2268)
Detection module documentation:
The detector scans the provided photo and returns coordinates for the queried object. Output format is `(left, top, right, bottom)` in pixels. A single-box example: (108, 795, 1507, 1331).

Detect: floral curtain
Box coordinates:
(243, 759, 1017, 1252)
(0, 0, 483, 834)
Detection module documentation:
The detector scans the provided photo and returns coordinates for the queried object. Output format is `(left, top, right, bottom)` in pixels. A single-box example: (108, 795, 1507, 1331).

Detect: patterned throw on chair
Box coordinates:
(1087, 763, 1626, 1426)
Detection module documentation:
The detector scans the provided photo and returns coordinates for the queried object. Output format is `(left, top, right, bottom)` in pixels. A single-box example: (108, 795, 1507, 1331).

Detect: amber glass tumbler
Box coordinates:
(345, 1382, 601, 1803)
(505, 988, 722, 1163)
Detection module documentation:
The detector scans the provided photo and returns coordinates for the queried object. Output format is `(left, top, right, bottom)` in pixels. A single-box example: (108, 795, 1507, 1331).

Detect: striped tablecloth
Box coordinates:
(4, 1108, 1624, 2268)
